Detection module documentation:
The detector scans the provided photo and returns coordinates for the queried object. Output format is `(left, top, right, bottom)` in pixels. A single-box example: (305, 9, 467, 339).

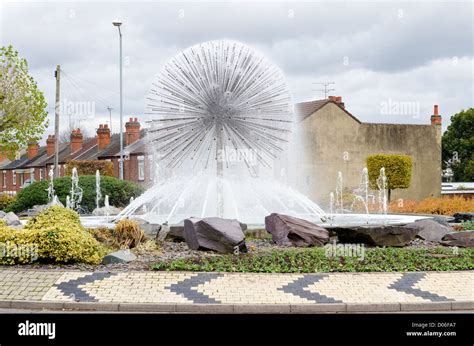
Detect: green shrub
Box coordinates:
(461, 220, 474, 231)
(152, 247, 474, 273)
(113, 219, 145, 249)
(0, 193, 15, 211)
(65, 160, 114, 177)
(8, 175, 145, 213)
(0, 206, 105, 264)
(366, 154, 412, 201)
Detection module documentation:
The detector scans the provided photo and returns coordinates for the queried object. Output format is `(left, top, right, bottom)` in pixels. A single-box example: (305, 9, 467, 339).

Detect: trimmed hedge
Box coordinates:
(8, 175, 145, 213)
(65, 160, 114, 177)
(366, 154, 412, 200)
(0, 206, 105, 264)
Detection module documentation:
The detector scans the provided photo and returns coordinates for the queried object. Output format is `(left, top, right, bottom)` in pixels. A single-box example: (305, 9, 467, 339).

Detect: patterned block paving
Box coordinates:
(0, 270, 63, 301)
(0, 269, 472, 305)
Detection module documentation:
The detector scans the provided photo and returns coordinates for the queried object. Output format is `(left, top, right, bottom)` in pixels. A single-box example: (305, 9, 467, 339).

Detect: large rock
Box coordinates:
(431, 216, 454, 227)
(333, 225, 419, 247)
(101, 250, 137, 264)
(0, 211, 6, 218)
(441, 231, 474, 248)
(265, 213, 329, 247)
(1, 211, 21, 227)
(184, 217, 246, 253)
(135, 219, 161, 239)
(405, 219, 452, 242)
(453, 212, 474, 223)
(169, 222, 185, 240)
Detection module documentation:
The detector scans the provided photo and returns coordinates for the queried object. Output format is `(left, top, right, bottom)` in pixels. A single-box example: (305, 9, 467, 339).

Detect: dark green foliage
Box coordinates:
(442, 108, 474, 182)
(152, 247, 473, 273)
(8, 175, 145, 213)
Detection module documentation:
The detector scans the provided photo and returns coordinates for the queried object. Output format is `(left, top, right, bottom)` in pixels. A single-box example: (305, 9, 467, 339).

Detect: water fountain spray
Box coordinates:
(47, 168, 55, 204)
(376, 167, 388, 216)
(95, 170, 102, 210)
(335, 171, 344, 214)
(69, 167, 83, 212)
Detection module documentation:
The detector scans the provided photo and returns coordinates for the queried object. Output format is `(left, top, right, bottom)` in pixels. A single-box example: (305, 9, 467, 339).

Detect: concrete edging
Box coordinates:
(1, 300, 473, 313)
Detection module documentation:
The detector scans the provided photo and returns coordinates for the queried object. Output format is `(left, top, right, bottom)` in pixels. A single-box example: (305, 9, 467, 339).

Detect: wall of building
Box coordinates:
(284, 102, 441, 205)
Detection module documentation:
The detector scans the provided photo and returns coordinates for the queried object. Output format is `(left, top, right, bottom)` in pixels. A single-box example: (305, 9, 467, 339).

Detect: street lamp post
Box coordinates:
(113, 20, 124, 180)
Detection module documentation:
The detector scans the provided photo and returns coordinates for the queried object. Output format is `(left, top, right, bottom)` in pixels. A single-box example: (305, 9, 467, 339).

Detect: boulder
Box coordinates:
(169, 223, 185, 240)
(453, 212, 474, 223)
(0, 211, 6, 218)
(405, 219, 452, 242)
(184, 217, 246, 254)
(136, 220, 161, 239)
(2, 212, 21, 227)
(101, 249, 137, 264)
(156, 224, 171, 244)
(92, 206, 121, 216)
(264, 213, 329, 247)
(441, 231, 474, 248)
(431, 216, 454, 227)
(333, 225, 419, 247)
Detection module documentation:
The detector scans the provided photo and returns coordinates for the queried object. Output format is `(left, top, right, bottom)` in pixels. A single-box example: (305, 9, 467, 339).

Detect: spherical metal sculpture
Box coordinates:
(146, 40, 293, 171)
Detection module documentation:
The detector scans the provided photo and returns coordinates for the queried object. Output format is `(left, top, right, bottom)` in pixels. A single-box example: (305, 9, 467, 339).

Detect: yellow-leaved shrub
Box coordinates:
(0, 206, 106, 265)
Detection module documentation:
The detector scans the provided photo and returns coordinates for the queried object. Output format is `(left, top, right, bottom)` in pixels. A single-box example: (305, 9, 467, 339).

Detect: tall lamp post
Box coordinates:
(112, 20, 124, 180)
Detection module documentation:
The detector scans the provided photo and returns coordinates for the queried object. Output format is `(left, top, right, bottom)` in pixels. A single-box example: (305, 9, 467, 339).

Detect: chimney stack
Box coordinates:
(97, 124, 111, 150)
(125, 117, 141, 146)
(27, 141, 39, 159)
(70, 128, 83, 153)
(430, 105, 442, 125)
(328, 95, 345, 109)
(46, 135, 55, 157)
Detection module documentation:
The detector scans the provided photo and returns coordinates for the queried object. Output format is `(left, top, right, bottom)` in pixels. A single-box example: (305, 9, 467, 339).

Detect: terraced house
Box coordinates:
(0, 118, 150, 195)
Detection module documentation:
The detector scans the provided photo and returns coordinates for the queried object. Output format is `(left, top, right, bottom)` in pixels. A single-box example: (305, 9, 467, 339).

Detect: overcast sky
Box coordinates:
(1, 0, 473, 142)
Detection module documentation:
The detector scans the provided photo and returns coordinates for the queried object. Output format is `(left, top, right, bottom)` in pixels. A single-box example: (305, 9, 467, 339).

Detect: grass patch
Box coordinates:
(152, 246, 474, 273)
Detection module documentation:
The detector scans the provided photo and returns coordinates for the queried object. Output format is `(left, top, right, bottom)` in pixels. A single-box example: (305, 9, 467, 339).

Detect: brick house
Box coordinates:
(0, 118, 150, 195)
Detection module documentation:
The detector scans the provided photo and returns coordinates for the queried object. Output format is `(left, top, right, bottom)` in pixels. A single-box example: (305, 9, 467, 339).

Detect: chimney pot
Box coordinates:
(97, 123, 111, 150)
(27, 141, 39, 160)
(46, 135, 55, 156)
(125, 118, 141, 146)
(431, 105, 442, 126)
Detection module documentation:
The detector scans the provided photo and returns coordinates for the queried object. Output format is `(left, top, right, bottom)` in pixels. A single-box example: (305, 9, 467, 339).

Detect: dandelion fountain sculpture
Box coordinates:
(118, 40, 327, 225)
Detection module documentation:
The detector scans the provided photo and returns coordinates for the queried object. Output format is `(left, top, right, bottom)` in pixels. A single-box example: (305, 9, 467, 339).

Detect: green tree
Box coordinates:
(366, 154, 412, 202)
(442, 108, 474, 182)
(0, 45, 48, 158)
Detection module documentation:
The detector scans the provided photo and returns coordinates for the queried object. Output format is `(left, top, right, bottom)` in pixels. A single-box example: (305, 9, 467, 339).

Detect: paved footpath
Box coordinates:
(0, 270, 472, 313)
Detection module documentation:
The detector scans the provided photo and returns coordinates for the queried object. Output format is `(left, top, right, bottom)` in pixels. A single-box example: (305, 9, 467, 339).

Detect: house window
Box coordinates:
(30, 168, 35, 182)
(20, 173, 24, 187)
(2, 171, 6, 188)
(12, 170, 16, 186)
(39, 168, 43, 181)
(138, 156, 145, 181)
